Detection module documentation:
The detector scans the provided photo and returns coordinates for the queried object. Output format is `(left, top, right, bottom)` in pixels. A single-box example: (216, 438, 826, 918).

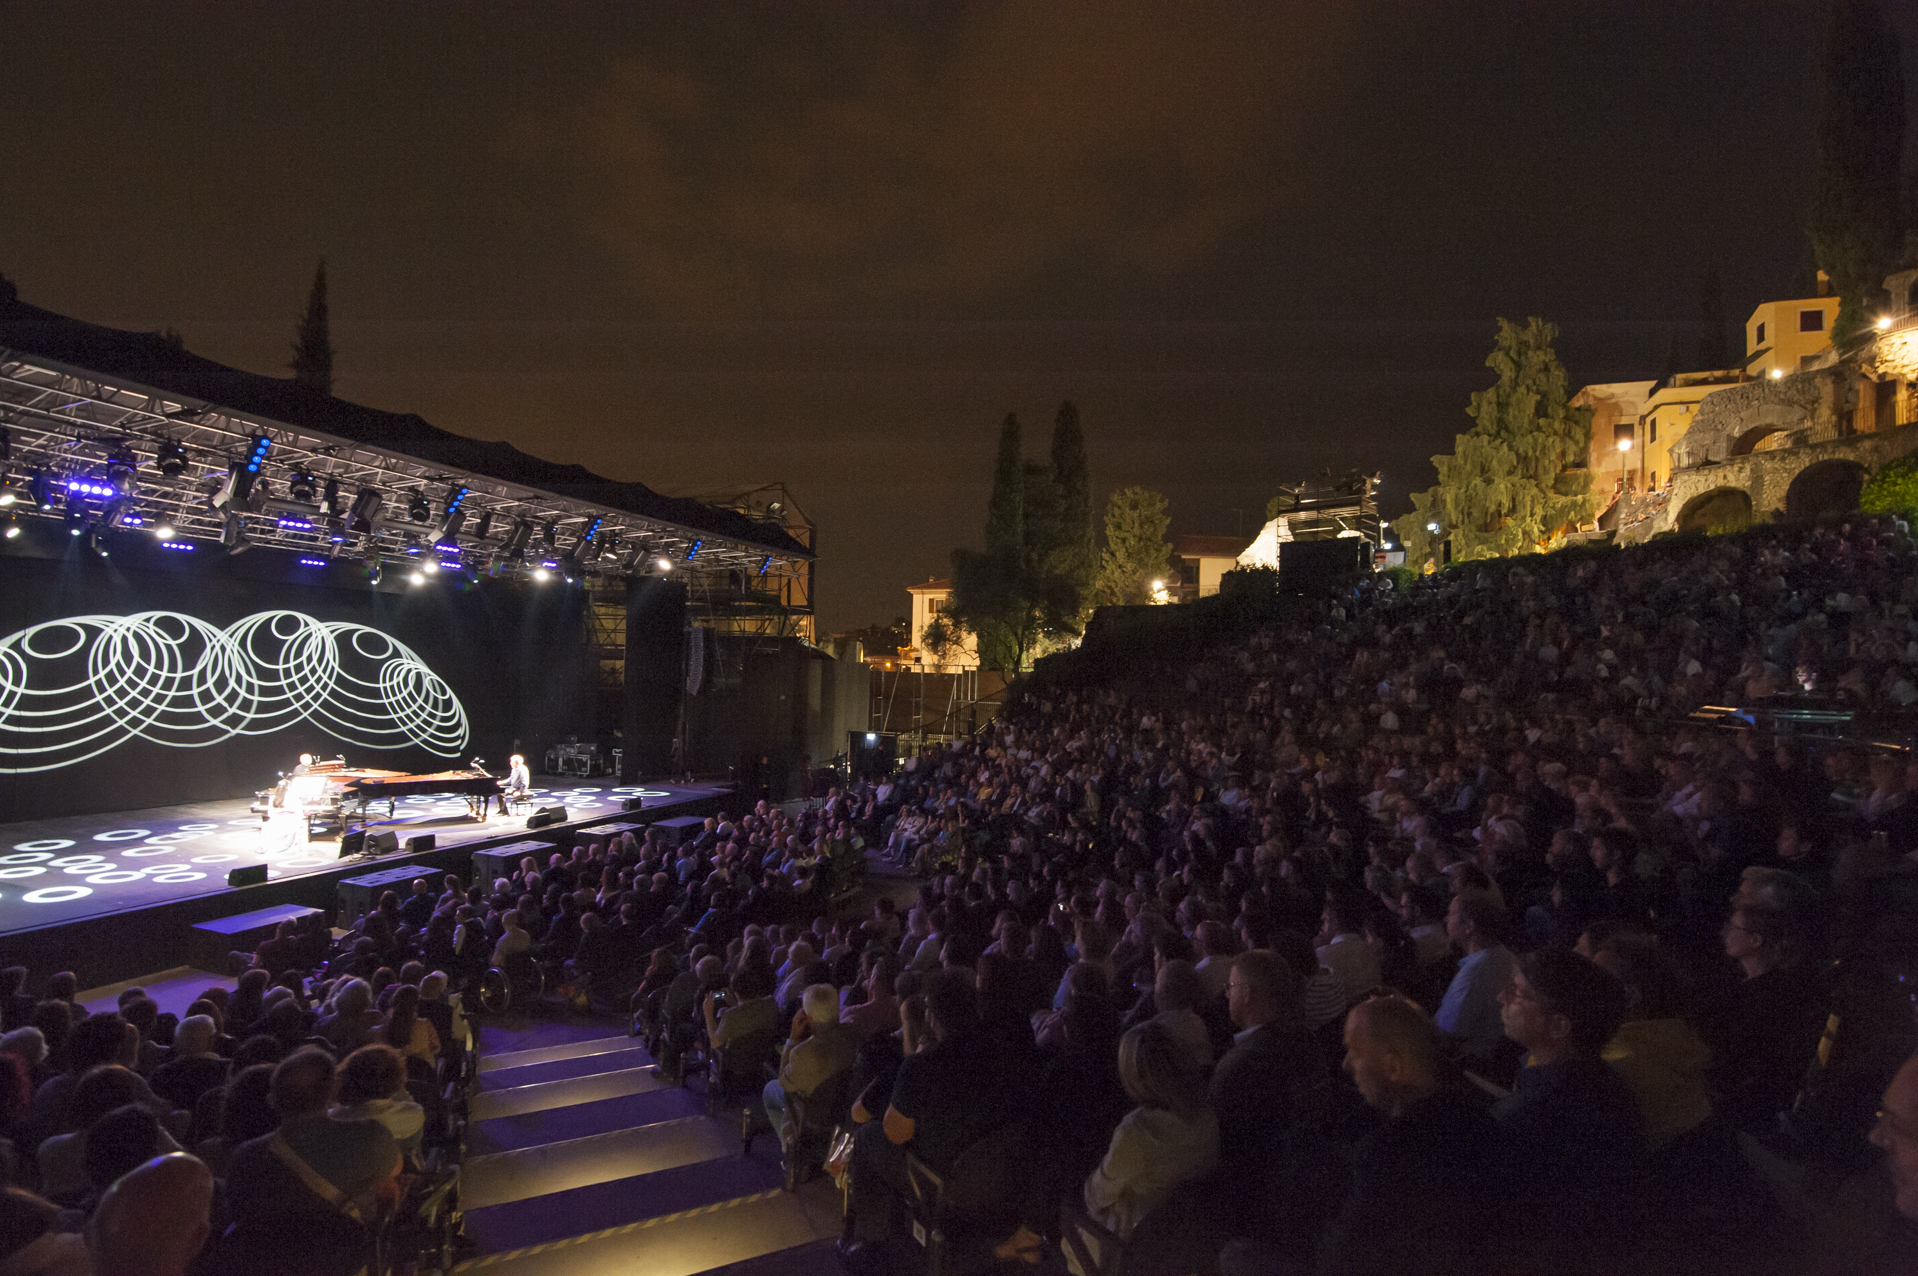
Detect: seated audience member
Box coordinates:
(1210, 951, 1328, 1180)
(32, 1016, 165, 1142)
(763, 984, 859, 1143)
(315, 980, 381, 1057)
(840, 955, 901, 1041)
(331, 1045, 424, 1159)
(1705, 896, 1829, 1137)
(254, 922, 303, 980)
(1495, 949, 1649, 1272)
(381, 985, 440, 1068)
(38, 1066, 181, 1201)
(1310, 995, 1507, 1276)
(1589, 931, 1712, 1150)
(223, 1048, 402, 1232)
(491, 909, 533, 969)
(0, 1184, 89, 1274)
(43, 976, 85, 1025)
(1434, 890, 1517, 1074)
(150, 1016, 228, 1114)
(192, 1063, 277, 1175)
(1315, 896, 1381, 1008)
(0, 1029, 48, 1092)
(0, 1051, 30, 1153)
(1869, 1051, 1918, 1223)
(703, 962, 778, 1055)
(87, 1152, 215, 1276)
(1148, 959, 1217, 1073)
(0, 970, 35, 1034)
(1083, 1019, 1218, 1241)
(80, 1104, 169, 1206)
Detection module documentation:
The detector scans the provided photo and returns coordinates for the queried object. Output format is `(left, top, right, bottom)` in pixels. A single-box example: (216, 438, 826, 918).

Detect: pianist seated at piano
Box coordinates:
(504, 754, 532, 807)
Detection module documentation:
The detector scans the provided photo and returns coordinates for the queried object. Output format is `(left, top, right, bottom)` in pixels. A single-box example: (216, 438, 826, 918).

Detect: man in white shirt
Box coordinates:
(1434, 890, 1516, 1068)
(1317, 898, 1382, 1006)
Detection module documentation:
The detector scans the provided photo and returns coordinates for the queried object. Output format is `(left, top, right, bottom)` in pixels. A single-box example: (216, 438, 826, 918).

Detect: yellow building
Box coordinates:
(1572, 381, 1654, 499)
(1746, 291, 1839, 381)
(905, 577, 978, 671)
(1633, 371, 1750, 491)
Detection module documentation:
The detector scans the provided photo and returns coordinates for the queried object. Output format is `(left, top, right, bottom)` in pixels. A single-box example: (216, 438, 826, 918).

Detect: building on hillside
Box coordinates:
(905, 577, 978, 671)
(1573, 381, 1655, 501)
(1632, 370, 1753, 492)
(1746, 286, 1840, 382)
(1237, 472, 1380, 569)
(1171, 534, 1250, 602)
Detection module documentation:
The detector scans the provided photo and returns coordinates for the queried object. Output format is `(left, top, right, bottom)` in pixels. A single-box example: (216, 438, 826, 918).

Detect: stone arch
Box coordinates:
(1730, 425, 1794, 456)
(1676, 487, 1754, 532)
(1785, 459, 1868, 520)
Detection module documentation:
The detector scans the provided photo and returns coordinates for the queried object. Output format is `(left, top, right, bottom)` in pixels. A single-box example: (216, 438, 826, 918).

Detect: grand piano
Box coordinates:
(256, 759, 504, 831)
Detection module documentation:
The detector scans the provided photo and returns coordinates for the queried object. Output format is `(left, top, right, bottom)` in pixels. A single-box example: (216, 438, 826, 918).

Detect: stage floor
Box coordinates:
(0, 777, 720, 934)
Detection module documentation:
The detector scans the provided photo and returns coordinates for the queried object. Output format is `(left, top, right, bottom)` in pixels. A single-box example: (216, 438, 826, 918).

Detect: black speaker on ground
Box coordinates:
(1278, 538, 1369, 592)
(226, 864, 269, 888)
(624, 578, 686, 779)
(527, 805, 568, 830)
(369, 831, 400, 856)
(622, 797, 645, 812)
(338, 831, 367, 859)
(405, 834, 436, 854)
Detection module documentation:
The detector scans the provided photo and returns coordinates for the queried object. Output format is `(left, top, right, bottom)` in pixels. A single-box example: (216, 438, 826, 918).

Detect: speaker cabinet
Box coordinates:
(369, 831, 400, 856)
(226, 864, 269, 888)
(404, 834, 436, 855)
(338, 831, 367, 859)
(622, 797, 645, 813)
(527, 805, 568, 830)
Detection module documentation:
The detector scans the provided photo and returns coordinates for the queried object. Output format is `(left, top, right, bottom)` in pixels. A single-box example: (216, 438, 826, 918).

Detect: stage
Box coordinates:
(0, 776, 726, 935)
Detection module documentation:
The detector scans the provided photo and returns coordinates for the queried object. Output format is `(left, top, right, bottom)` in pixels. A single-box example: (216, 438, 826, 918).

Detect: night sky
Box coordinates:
(3, 2, 1913, 631)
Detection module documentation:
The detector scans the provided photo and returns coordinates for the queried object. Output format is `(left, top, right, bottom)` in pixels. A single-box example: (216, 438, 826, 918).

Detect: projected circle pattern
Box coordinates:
(0, 611, 468, 772)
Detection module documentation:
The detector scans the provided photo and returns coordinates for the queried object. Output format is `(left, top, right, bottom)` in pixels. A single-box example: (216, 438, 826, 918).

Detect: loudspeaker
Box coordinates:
(338, 831, 367, 859)
(369, 831, 400, 856)
(405, 834, 436, 854)
(624, 578, 686, 777)
(226, 864, 269, 888)
(622, 797, 645, 812)
(527, 805, 568, 830)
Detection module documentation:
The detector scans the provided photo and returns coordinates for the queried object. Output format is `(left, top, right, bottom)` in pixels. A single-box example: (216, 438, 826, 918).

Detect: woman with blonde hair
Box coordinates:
(1082, 1019, 1218, 1240)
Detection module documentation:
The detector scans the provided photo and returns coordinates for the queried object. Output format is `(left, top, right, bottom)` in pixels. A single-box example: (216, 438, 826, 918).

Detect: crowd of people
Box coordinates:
(640, 516, 1918, 1275)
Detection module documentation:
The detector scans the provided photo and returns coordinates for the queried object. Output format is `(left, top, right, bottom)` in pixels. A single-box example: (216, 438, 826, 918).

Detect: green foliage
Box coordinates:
(1860, 453, 1918, 517)
(944, 407, 1096, 673)
(1393, 317, 1599, 569)
(1092, 486, 1172, 606)
(290, 259, 333, 395)
(1807, 0, 1906, 344)
(1380, 565, 1418, 592)
(1218, 564, 1277, 599)
(842, 616, 908, 661)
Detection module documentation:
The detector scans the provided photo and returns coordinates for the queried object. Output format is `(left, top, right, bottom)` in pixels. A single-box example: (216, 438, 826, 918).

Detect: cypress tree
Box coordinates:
(290, 259, 334, 395)
(1807, 0, 1905, 344)
(1048, 401, 1096, 612)
(984, 412, 1023, 556)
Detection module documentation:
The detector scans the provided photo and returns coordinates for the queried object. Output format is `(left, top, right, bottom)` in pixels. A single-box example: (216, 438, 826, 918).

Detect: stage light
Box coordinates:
(326, 516, 347, 543)
(298, 557, 326, 568)
(759, 556, 773, 575)
(153, 520, 175, 539)
(657, 557, 672, 572)
(366, 559, 383, 585)
(287, 469, 317, 502)
(541, 520, 557, 548)
(408, 570, 425, 585)
(155, 439, 188, 478)
(66, 478, 117, 499)
(444, 483, 469, 513)
(686, 539, 702, 560)
(407, 492, 431, 523)
(423, 560, 440, 575)
(532, 567, 550, 581)
(473, 509, 493, 542)
(82, 525, 109, 558)
(3, 516, 17, 540)
(539, 558, 559, 570)
(322, 476, 342, 516)
(160, 540, 194, 551)
(221, 511, 251, 555)
(276, 514, 314, 531)
(432, 541, 460, 553)
(501, 516, 533, 560)
(347, 488, 383, 534)
(405, 539, 421, 555)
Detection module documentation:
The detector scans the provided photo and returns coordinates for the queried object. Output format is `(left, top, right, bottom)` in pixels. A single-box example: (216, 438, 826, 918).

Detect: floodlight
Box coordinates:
(407, 492, 432, 523)
(1617, 438, 1633, 452)
(347, 488, 383, 534)
(286, 469, 317, 502)
(155, 439, 189, 478)
(220, 511, 251, 555)
(322, 476, 342, 516)
(1878, 316, 1893, 331)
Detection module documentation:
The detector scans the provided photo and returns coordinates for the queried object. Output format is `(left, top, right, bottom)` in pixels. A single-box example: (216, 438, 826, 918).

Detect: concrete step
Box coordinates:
(462, 1151, 781, 1253)
(461, 1115, 741, 1210)
(468, 1063, 666, 1123)
(479, 1045, 653, 1090)
(468, 1086, 705, 1155)
(479, 1031, 640, 1073)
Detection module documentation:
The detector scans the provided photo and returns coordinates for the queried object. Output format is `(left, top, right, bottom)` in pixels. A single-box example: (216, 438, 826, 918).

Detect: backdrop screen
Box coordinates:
(0, 547, 594, 820)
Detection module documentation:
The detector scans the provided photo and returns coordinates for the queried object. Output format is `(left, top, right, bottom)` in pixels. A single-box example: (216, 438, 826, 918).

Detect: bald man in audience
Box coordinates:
(87, 1151, 214, 1276)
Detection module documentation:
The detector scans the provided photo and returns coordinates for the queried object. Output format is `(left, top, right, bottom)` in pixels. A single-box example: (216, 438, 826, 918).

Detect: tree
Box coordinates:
(1049, 401, 1097, 607)
(1092, 486, 1172, 605)
(1393, 318, 1598, 568)
(940, 409, 1095, 673)
(290, 259, 334, 394)
(1807, 0, 1906, 344)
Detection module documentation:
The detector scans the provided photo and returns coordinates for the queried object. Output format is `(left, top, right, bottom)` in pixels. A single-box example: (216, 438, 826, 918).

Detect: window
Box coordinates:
(1800, 309, 1825, 333)
(928, 598, 945, 615)
(1650, 419, 1658, 444)
(1181, 562, 1198, 586)
(1756, 321, 1766, 346)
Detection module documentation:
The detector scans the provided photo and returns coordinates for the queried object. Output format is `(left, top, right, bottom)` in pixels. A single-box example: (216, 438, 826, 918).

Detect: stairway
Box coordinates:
(453, 1016, 847, 1275)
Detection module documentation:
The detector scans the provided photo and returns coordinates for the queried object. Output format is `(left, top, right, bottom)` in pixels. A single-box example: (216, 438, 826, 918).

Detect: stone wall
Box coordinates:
(1669, 369, 1835, 468)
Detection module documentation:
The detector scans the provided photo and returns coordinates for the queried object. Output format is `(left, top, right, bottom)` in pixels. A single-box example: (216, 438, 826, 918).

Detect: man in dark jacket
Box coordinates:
(1211, 950, 1332, 1178)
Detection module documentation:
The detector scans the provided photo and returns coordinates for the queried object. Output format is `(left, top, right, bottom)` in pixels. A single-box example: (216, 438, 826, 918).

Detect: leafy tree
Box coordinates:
(1807, 0, 1906, 344)
(1092, 486, 1172, 605)
(1393, 318, 1597, 568)
(290, 259, 334, 394)
(939, 410, 1093, 673)
(1049, 401, 1097, 606)
(841, 617, 908, 661)
(1861, 454, 1918, 518)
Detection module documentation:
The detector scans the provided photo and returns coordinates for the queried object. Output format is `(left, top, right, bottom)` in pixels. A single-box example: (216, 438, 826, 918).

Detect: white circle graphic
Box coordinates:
(0, 868, 43, 880)
(121, 847, 180, 858)
(49, 855, 105, 868)
(22, 887, 91, 903)
(0, 853, 52, 865)
(93, 829, 150, 842)
(84, 871, 144, 884)
(189, 855, 238, 864)
(148, 871, 204, 883)
(177, 823, 220, 832)
(12, 840, 72, 852)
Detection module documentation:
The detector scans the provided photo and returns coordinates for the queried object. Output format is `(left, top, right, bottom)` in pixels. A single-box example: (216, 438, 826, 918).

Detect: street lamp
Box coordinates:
(1617, 438, 1633, 452)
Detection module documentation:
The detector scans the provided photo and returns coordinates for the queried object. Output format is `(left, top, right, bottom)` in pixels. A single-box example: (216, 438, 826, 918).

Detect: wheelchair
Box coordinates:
(475, 951, 546, 1015)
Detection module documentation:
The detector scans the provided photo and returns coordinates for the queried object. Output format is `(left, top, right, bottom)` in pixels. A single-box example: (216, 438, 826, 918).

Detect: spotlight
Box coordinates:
(473, 509, 493, 542)
(83, 527, 110, 558)
(423, 560, 440, 575)
(298, 557, 327, 568)
(322, 476, 342, 516)
(408, 571, 425, 585)
(407, 492, 431, 523)
(160, 540, 195, 552)
(366, 559, 383, 585)
(286, 469, 317, 502)
(155, 440, 188, 478)
(656, 557, 672, 572)
(347, 488, 383, 534)
(759, 556, 773, 575)
(532, 566, 550, 581)
(66, 478, 117, 499)
(220, 511, 251, 555)
(326, 516, 347, 542)
(153, 520, 176, 539)
(502, 517, 533, 559)
(3, 520, 17, 540)
(541, 520, 557, 548)
(275, 513, 314, 531)
(243, 435, 272, 475)
(685, 539, 702, 560)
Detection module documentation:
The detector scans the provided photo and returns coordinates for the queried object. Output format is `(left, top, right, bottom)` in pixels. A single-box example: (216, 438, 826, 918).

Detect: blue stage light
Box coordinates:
(759, 556, 773, 575)
(686, 539, 702, 560)
(65, 479, 116, 499)
(298, 557, 326, 567)
(160, 541, 195, 552)
(277, 516, 314, 531)
(244, 435, 272, 475)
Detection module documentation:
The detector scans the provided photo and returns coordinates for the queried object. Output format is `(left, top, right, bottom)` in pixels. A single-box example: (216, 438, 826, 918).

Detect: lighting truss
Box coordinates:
(0, 349, 809, 586)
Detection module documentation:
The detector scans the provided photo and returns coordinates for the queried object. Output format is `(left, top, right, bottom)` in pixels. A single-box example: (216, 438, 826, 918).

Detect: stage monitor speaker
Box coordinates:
(405, 834, 436, 855)
(622, 797, 645, 813)
(226, 864, 269, 888)
(338, 831, 366, 859)
(527, 805, 568, 830)
(369, 831, 400, 856)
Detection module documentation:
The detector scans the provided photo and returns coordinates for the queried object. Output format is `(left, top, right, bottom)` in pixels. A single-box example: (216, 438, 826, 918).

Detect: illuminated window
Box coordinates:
(1800, 309, 1825, 333)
